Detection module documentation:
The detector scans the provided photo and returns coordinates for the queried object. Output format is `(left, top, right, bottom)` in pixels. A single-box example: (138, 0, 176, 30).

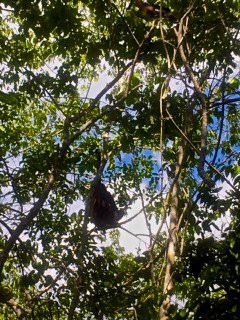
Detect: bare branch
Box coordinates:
(209, 97, 240, 109)
(119, 226, 149, 246)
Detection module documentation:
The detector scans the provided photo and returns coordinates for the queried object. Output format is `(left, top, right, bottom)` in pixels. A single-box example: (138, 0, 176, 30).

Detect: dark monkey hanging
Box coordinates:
(86, 150, 124, 230)
(128, 0, 175, 21)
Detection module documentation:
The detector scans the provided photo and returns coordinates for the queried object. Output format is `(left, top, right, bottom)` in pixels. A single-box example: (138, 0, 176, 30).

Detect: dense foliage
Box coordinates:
(0, 0, 239, 319)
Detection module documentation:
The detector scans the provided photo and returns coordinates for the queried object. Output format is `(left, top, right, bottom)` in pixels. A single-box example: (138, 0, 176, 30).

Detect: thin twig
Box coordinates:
(119, 226, 149, 246)
(110, 1, 140, 46)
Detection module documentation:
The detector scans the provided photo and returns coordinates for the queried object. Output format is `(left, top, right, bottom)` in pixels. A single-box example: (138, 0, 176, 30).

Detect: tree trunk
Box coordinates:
(159, 143, 185, 319)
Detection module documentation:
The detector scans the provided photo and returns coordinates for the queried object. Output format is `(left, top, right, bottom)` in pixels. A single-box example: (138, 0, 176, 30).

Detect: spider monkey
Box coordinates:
(86, 150, 124, 230)
(128, 0, 175, 21)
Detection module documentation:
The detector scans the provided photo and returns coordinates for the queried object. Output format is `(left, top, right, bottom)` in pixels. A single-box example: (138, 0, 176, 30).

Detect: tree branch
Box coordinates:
(174, 8, 214, 189)
(0, 173, 56, 274)
(0, 156, 23, 212)
(70, 61, 133, 123)
(165, 107, 238, 193)
(212, 70, 226, 165)
(209, 97, 240, 109)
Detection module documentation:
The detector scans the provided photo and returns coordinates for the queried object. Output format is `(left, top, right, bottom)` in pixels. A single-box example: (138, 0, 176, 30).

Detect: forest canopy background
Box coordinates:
(0, 0, 239, 319)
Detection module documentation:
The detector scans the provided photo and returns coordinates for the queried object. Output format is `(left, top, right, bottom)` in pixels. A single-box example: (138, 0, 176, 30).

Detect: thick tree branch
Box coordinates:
(70, 61, 133, 123)
(175, 11, 214, 189)
(160, 143, 185, 319)
(0, 172, 56, 274)
(209, 97, 240, 109)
